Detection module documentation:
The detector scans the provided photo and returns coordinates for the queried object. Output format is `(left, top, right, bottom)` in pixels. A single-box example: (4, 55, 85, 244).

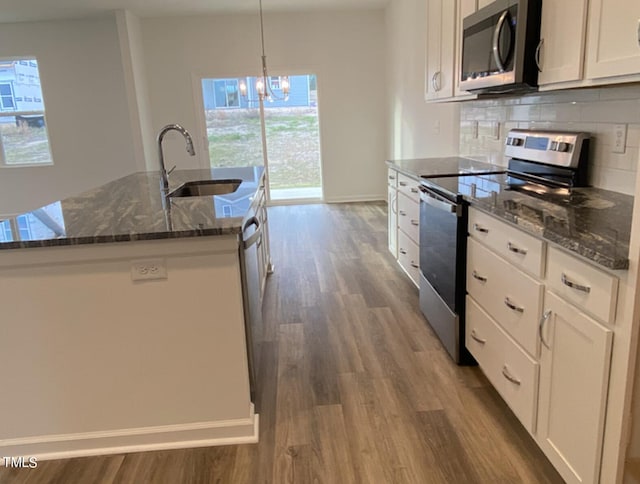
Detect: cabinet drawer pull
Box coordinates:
(472, 270, 487, 283)
(473, 223, 489, 234)
(411, 187, 419, 194)
(399, 248, 407, 255)
(507, 242, 528, 255)
(399, 210, 407, 216)
(502, 365, 521, 386)
(539, 309, 552, 349)
(399, 181, 408, 187)
(410, 261, 419, 269)
(470, 330, 486, 344)
(389, 175, 396, 180)
(504, 297, 524, 313)
(410, 219, 419, 226)
(561, 273, 591, 293)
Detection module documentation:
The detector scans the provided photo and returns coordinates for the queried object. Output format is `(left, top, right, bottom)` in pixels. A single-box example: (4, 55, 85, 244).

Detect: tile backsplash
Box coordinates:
(459, 84, 640, 195)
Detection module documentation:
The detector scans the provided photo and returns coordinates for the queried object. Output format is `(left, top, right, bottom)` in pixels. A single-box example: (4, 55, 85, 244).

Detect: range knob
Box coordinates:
(556, 142, 572, 152)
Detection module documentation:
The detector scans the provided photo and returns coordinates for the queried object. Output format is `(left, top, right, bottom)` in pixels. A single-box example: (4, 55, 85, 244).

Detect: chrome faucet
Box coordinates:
(157, 124, 196, 195)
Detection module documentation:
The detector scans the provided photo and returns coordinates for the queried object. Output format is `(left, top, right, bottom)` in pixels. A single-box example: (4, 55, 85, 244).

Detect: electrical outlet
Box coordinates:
(492, 122, 501, 140)
(433, 120, 441, 134)
(613, 124, 627, 154)
(472, 121, 479, 139)
(131, 259, 167, 282)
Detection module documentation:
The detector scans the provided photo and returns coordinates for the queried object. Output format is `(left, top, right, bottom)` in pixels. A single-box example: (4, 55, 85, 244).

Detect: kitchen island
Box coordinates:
(0, 167, 267, 460)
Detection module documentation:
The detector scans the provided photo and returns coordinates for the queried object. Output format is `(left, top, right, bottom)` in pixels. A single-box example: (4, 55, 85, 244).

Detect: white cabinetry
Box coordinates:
(537, 291, 613, 484)
(466, 206, 619, 484)
(585, 0, 640, 79)
(538, 0, 589, 86)
(388, 169, 398, 257)
(387, 167, 420, 287)
(425, 0, 456, 100)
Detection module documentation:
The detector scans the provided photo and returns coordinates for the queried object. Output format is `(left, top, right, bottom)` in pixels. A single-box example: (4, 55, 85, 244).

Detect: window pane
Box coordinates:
(0, 116, 52, 165)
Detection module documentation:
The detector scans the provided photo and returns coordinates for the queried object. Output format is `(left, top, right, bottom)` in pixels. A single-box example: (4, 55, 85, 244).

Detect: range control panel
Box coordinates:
(504, 129, 590, 168)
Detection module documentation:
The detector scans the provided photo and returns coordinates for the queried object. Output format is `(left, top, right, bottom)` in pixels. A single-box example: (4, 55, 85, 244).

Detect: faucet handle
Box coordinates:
(167, 165, 177, 175)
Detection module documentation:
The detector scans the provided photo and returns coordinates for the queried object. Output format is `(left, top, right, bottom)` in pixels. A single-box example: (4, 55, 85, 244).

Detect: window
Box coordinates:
(0, 83, 15, 110)
(0, 58, 52, 166)
(269, 76, 281, 90)
(213, 79, 240, 108)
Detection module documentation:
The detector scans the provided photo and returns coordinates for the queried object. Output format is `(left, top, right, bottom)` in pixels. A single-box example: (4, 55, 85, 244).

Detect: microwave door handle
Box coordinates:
(492, 10, 509, 72)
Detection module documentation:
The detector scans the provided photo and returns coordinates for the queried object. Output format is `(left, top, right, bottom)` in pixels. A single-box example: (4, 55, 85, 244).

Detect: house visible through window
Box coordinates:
(269, 76, 281, 90)
(0, 57, 52, 166)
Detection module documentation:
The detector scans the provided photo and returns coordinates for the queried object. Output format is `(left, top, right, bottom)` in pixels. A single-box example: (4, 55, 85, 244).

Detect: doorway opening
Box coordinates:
(200, 74, 323, 203)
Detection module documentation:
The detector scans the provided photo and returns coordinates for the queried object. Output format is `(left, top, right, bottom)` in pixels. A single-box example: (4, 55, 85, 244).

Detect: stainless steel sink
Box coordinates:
(168, 179, 242, 198)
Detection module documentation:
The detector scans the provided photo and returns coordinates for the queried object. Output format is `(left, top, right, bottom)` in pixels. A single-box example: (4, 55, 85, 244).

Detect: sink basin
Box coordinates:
(168, 179, 242, 198)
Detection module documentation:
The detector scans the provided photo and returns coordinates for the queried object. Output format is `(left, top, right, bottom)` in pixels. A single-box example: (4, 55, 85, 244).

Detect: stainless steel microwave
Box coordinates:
(460, 0, 542, 93)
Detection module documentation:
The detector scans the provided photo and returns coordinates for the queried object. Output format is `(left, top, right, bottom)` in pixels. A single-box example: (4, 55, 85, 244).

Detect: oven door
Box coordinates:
(419, 187, 462, 313)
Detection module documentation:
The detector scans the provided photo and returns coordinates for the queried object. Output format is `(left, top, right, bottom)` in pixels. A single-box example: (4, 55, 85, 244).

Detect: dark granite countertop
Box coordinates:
(469, 181, 633, 271)
(0, 166, 264, 250)
(386, 156, 503, 180)
(386, 157, 633, 271)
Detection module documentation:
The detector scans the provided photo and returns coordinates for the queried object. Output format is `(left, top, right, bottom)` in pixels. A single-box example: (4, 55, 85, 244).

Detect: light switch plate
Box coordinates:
(613, 124, 627, 154)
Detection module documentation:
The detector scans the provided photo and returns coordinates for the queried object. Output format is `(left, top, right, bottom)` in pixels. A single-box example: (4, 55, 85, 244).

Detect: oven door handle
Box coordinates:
(420, 187, 458, 214)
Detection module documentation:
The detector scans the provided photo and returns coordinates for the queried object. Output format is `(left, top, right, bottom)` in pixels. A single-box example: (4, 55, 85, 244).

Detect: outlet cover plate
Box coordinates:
(131, 259, 168, 282)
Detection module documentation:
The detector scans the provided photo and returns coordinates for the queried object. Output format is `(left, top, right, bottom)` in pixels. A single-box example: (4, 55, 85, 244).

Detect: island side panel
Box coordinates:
(0, 236, 256, 458)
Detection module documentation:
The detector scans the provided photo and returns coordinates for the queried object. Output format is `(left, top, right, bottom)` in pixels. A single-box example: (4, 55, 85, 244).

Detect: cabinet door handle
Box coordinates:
(473, 223, 489, 234)
(431, 71, 442, 92)
(399, 181, 408, 187)
(399, 210, 407, 216)
(504, 297, 524, 313)
(535, 38, 544, 72)
(389, 175, 396, 180)
(472, 270, 487, 283)
(391, 195, 397, 214)
(539, 309, 552, 349)
(502, 365, 521, 386)
(410, 261, 419, 269)
(399, 248, 407, 255)
(410, 219, 419, 226)
(561, 273, 591, 293)
(507, 242, 528, 255)
(637, 19, 640, 47)
(411, 187, 419, 194)
(470, 330, 486, 344)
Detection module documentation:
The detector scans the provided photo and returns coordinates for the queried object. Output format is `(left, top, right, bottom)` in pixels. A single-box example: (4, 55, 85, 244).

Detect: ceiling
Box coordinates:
(0, 0, 389, 24)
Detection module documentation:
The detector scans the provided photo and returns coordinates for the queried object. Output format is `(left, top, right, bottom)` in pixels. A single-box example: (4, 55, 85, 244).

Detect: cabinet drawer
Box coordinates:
(466, 297, 539, 434)
(467, 238, 543, 357)
(547, 246, 618, 324)
(388, 168, 398, 188)
(469, 207, 546, 278)
(397, 193, 420, 243)
(397, 173, 420, 201)
(398, 231, 419, 287)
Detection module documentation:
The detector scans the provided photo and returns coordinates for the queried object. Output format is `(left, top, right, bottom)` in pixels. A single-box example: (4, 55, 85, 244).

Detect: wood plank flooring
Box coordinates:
(0, 203, 564, 484)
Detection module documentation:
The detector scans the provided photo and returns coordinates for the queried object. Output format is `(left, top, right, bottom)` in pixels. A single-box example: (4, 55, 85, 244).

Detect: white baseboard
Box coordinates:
(0, 409, 259, 463)
(325, 194, 386, 203)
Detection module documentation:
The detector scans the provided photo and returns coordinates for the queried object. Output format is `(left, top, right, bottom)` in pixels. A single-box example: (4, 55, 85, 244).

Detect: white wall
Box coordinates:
(140, 10, 388, 203)
(385, 0, 460, 160)
(0, 16, 140, 216)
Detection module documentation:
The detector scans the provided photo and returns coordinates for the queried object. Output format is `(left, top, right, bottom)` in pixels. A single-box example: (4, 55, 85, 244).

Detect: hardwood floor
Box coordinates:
(0, 203, 563, 484)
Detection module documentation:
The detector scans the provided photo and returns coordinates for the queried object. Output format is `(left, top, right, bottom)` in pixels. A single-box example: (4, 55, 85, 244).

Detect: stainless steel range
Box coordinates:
(418, 129, 591, 364)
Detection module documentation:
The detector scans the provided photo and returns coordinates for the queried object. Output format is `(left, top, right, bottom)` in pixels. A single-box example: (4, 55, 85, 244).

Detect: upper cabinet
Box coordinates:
(585, 0, 640, 79)
(537, 0, 589, 85)
(538, 0, 640, 89)
(425, 0, 456, 101)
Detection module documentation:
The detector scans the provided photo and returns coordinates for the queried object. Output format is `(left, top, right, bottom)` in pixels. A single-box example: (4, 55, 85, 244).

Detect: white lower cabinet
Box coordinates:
(537, 291, 613, 484)
(466, 207, 618, 484)
(387, 167, 420, 288)
(466, 297, 539, 433)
